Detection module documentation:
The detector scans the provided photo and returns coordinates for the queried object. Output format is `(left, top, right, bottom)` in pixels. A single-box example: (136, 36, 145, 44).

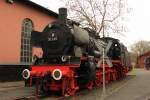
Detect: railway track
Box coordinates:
(14, 96, 36, 100)
(13, 94, 66, 100)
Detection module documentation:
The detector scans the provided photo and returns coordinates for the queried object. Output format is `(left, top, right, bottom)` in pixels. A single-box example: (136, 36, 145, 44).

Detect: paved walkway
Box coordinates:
(104, 69, 150, 100)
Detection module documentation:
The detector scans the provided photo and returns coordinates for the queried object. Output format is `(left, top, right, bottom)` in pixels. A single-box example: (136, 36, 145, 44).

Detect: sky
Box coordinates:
(31, 0, 150, 49)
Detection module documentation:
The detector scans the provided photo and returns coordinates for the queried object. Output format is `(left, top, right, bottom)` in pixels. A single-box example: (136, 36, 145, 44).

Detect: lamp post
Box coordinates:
(100, 47, 106, 100)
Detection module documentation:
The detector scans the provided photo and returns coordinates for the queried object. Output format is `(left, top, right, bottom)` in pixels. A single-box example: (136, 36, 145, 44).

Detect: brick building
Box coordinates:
(0, 0, 58, 81)
(137, 51, 150, 69)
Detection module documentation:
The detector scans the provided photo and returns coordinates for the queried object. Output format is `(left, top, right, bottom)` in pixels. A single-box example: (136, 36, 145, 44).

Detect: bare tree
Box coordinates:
(130, 40, 150, 67)
(63, 0, 128, 36)
(130, 40, 150, 56)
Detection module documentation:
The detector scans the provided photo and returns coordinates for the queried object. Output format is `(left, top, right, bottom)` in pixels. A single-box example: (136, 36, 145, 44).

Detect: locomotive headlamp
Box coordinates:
(61, 56, 67, 62)
(52, 69, 62, 80)
(22, 69, 30, 79)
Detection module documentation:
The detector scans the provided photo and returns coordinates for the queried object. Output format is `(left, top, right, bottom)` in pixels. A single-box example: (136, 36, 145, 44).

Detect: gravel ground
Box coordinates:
(0, 81, 35, 100)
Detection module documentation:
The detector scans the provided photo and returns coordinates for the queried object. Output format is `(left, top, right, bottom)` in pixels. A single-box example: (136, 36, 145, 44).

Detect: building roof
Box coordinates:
(15, 0, 58, 17)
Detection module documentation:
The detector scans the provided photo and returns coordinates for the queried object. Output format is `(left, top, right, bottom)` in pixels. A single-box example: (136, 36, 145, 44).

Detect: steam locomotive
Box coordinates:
(22, 8, 131, 96)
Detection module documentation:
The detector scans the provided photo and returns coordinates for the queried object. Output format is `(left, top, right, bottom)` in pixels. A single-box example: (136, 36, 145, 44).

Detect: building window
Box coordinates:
(20, 18, 33, 64)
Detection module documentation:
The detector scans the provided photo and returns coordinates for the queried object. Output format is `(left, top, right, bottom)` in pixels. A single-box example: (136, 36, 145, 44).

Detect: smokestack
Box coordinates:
(58, 8, 67, 24)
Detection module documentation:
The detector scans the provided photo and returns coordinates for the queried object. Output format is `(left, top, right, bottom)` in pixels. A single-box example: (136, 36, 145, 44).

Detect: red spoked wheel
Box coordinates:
(86, 81, 94, 90)
(94, 71, 102, 87)
(62, 77, 79, 96)
(95, 77, 102, 87)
